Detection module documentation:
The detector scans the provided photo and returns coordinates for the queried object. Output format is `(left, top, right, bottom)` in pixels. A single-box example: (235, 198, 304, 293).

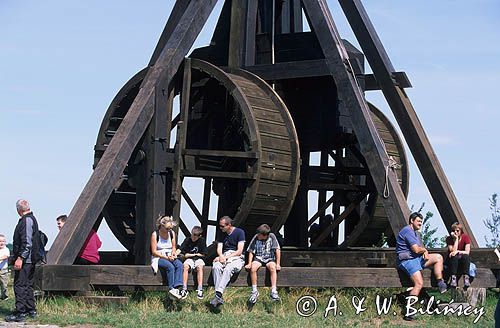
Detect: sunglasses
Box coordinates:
(219, 224, 228, 228)
(192, 233, 202, 237)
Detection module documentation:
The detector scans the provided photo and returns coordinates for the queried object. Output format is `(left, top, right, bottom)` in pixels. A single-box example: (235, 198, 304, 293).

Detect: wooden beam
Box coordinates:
(364, 72, 412, 91)
(134, 85, 174, 265)
(181, 188, 203, 222)
(308, 193, 336, 226)
(47, 0, 218, 265)
(245, 59, 328, 80)
(38, 265, 498, 290)
(201, 178, 212, 238)
(302, 0, 409, 238)
(172, 59, 192, 223)
(148, 0, 192, 67)
(228, 0, 247, 68)
(311, 192, 367, 247)
(304, 182, 370, 192)
(338, 0, 478, 246)
(245, 0, 258, 66)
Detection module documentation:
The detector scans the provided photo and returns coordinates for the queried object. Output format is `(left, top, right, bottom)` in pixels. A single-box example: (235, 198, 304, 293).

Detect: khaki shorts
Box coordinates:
(184, 258, 205, 270)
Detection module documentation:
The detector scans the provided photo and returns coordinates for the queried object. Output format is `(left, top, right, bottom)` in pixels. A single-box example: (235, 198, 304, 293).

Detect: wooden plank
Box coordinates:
(47, 0, 218, 265)
(339, 0, 477, 247)
(245, 59, 329, 80)
(183, 149, 258, 159)
(182, 170, 256, 179)
(304, 182, 370, 192)
(302, 0, 409, 237)
(38, 265, 90, 291)
(281, 248, 500, 270)
(38, 265, 498, 289)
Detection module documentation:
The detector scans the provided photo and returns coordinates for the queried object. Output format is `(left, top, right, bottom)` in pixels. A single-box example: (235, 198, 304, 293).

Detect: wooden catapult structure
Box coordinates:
(39, 0, 498, 291)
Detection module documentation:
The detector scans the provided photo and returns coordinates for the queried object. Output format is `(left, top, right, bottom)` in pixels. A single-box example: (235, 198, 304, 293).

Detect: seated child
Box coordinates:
(179, 226, 207, 299)
(245, 224, 281, 304)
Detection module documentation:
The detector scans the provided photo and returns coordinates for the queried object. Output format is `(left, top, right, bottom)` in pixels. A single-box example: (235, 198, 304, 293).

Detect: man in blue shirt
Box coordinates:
(209, 216, 245, 308)
(396, 212, 447, 320)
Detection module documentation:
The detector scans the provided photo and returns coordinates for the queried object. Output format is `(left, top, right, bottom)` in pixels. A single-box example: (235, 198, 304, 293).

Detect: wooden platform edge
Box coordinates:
(36, 265, 498, 291)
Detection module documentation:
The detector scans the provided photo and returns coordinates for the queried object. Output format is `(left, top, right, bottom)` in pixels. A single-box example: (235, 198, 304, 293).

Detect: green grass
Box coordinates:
(0, 287, 497, 327)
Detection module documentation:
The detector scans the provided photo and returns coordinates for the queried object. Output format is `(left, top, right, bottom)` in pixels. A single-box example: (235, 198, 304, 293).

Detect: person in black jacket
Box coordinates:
(5, 199, 41, 323)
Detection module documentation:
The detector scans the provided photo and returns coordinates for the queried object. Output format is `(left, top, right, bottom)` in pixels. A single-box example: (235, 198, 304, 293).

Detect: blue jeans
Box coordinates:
(158, 258, 183, 289)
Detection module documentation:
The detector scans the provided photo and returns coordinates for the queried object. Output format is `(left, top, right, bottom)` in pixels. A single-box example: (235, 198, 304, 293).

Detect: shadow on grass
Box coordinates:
(163, 297, 185, 312)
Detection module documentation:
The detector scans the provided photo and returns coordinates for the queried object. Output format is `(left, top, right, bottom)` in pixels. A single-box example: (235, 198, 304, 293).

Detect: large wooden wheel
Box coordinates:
(301, 102, 409, 248)
(94, 59, 300, 251)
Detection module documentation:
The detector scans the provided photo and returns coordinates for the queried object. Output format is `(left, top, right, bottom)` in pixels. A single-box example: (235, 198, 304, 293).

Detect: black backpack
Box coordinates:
(35, 230, 49, 264)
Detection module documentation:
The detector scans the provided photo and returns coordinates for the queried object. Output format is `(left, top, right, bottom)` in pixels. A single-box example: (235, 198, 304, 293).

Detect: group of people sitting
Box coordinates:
(150, 215, 281, 307)
(396, 212, 472, 321)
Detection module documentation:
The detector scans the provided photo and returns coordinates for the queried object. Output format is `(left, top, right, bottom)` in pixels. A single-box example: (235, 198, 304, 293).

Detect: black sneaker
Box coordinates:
(27, 310, 37, 319)
(5, 312, 27, 322)
(180, 289, 189, 300)
(0, 294, 8, 301)
(403, 314, 415, 321)
(463, 275, 471, 289)
(437, 280, 448, 294)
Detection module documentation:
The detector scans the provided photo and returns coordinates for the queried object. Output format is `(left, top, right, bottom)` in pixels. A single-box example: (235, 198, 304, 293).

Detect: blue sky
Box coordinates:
(1, 1, 498, 249)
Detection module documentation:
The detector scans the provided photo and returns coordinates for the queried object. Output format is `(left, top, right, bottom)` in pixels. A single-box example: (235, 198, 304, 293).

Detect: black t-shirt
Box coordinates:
(217, 227, 245, 253)
(180, 237, 207, 261)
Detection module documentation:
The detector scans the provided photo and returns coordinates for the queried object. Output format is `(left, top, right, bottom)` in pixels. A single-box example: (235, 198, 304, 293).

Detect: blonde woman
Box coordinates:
(151, 216, 184, 300)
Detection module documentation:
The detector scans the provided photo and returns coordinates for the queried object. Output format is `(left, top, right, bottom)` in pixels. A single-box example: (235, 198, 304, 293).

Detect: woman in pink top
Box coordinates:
(76, 229, 102, 264)
(56, 215, 102, 264)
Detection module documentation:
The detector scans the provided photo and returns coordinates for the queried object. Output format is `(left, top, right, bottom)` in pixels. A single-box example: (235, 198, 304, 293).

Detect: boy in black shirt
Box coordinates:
(179, 226, 207, 299)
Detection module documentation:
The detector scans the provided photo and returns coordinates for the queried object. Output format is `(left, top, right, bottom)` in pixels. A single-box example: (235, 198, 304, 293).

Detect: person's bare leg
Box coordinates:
(196, 265, 204, 290)
(182, 263, 190, 289)
(250, 261, 262, 286)
(424, 253, 444, 280)
(409, 271, 423, 297)
(266, 262, 277, 289)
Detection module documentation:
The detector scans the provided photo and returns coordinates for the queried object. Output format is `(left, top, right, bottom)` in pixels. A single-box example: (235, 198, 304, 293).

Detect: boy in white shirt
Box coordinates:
(0, 234, 10, 300)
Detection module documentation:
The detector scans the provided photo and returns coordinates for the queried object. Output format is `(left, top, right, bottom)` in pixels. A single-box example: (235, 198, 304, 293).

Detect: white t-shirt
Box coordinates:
(0, 247, 10, 270)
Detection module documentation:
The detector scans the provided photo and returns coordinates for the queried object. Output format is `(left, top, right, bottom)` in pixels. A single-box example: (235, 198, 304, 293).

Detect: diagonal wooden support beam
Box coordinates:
(338, 0, 478, 247)
(302, 0, 409, 236)
(48, 0, 219, 265)
(311, 192, 367, 247)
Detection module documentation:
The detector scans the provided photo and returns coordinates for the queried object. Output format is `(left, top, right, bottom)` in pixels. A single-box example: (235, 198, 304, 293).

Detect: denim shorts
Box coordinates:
(398, 256, 427, 276)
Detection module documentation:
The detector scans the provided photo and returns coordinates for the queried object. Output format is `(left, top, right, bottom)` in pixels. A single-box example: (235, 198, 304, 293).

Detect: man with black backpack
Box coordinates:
(5, 199, 41, 322)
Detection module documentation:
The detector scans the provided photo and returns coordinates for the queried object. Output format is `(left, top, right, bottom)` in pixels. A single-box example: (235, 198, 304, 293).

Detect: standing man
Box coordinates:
(210, 216, 245, 308)
(396, 212, 447, 321)
(5, 199, 41, 322)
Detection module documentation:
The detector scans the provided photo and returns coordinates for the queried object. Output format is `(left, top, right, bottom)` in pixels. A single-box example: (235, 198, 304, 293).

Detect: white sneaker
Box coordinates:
(248, 291, 259, 304)
(168, 288, 182, 300)
(197, 289, 203, 299)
